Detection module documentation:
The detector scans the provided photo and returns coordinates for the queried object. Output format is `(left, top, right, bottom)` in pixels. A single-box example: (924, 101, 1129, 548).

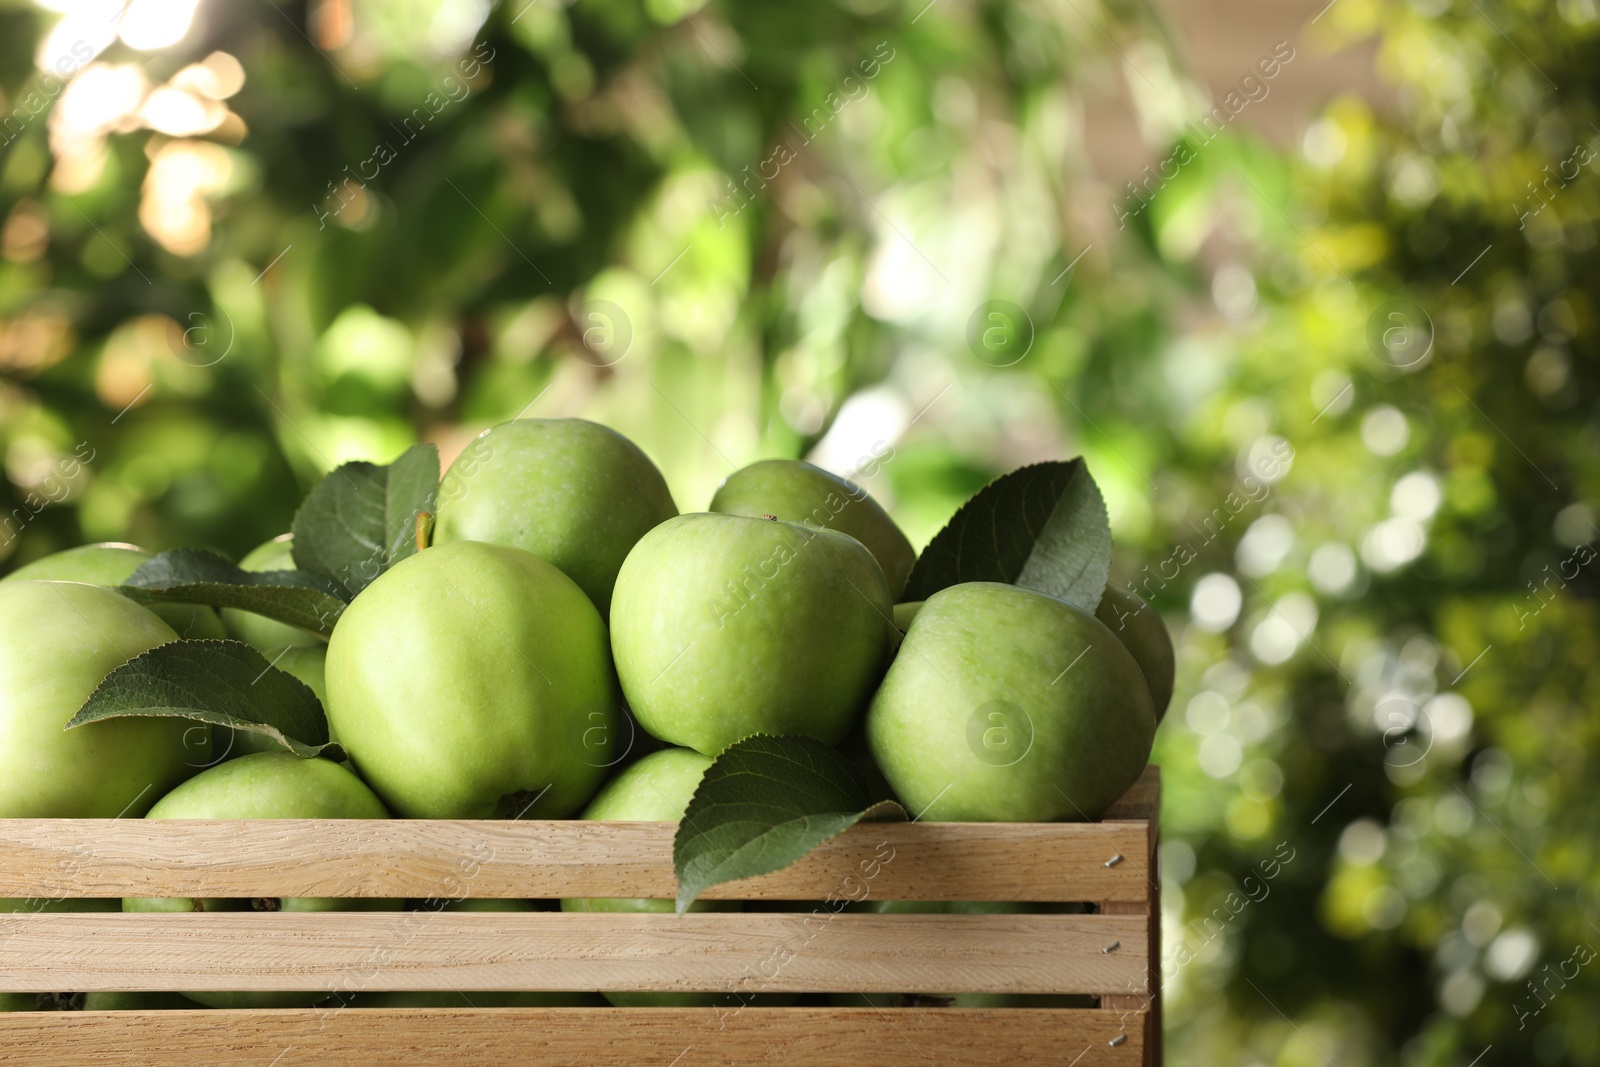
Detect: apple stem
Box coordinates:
(415, 510, 433, 553)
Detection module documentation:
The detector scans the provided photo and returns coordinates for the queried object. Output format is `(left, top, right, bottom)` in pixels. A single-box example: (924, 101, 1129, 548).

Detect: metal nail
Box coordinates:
(1104, 853, 1124, 867)
(1109, 1034, 1128, 1047)
(1101, 940, 1121, 954)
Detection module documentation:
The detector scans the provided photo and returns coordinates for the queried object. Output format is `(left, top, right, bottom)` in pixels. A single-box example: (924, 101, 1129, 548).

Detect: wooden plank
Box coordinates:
(1101, 768, 1161, 1067)
(0, 819, 1149, 904)
(0, 912, 1147, 996)
(0, 1007, 1146, 1066)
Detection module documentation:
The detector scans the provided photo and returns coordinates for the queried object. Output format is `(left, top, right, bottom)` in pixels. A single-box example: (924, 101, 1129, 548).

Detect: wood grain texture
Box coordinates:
(0, 1008, 1146, 1066)
(0, 814, 1150, 905)
(0, 912, 1148, 995)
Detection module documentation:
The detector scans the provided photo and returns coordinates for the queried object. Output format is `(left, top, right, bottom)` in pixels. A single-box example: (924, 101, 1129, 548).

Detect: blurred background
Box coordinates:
(0, 0, 1595, 1061)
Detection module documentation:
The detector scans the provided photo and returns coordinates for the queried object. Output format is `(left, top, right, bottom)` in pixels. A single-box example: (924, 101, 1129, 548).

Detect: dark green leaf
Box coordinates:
(901, 459, 1111, 612)
(66, 640, 342, 761)
(674, 735, 906, 914)
(121, 549, 346, 637)
(290, 444, 440, 597)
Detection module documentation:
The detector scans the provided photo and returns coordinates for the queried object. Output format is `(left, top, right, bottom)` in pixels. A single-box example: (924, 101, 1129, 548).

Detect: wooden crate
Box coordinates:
(0, 767, 1161, 1066)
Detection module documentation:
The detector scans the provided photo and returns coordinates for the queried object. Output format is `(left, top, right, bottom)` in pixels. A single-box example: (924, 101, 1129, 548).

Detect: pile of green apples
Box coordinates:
(0, 417, 1170, 1012)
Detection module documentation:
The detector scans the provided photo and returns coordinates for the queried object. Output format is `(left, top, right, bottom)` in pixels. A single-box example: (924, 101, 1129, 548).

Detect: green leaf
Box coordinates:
(673, 735, 906, 914)
(66, 640, 343, 761)
(121, 549, 346, 638)
(290, 444, 440, 597)
(901, 459, 1112, 612)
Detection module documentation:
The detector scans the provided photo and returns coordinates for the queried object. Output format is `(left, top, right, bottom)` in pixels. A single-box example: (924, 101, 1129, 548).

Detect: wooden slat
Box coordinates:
(0, 1008, 1146, 1066)
(0, 819, 1149, 903)
(0, 912, 1147, 996)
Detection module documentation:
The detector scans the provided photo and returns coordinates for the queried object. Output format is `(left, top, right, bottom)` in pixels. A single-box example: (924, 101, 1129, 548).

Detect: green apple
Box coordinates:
(5, 542, 148, 585)
(220, 535, 326, 654)
(432, 418, 678, 616)
(123, 751, 399, 1010)
(1095, 585, 1174, 720)
(866, 582, 1155, 822)
(0, 580, 203, 817)
(274, 645, 328, 704)
(325, 540, 620, 818)
(562, 748, 726, 916)
(3, 542, 225, 640)
(710, 459, 916, 600)
(562, 748, 750, 1007)
(123, 751, 392, 895)
(610, 513, 893, 755)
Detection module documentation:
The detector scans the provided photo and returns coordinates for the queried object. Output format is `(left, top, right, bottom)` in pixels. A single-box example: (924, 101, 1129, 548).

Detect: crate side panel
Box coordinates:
(1102, 765, 1161, 1066)
(0, 912, 1148, 996)
(0, 1008, 1146, 1067)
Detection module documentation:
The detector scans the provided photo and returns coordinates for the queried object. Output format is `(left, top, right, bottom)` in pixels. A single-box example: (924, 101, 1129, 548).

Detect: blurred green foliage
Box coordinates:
(1, 0, 1596, 1063)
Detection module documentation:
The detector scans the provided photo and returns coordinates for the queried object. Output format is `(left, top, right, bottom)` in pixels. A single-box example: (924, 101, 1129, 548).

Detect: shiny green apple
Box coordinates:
(3, 542, 225, 640)
(1095, 585, 1175, 720)
(432, 418, 677, 615)
(610, 513, 893, 755)
(709, 459, 916, 599)
(123, 751, 399, 1009)
(5, 542, 148, 585)
(325, 540, 620, 818)
(0, 580, 203, 817)
(219, 534, 326, 654)
(866, 582, 1155, 822)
